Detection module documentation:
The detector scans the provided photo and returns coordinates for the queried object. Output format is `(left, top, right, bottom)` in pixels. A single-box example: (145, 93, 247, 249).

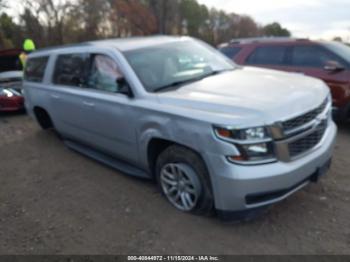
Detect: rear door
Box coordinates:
(243, 44, 291, 71)
(49, 52, 91, 137)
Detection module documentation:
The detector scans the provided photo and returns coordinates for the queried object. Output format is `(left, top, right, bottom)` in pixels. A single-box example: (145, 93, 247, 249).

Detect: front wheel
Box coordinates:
(156, 145, 214, 215)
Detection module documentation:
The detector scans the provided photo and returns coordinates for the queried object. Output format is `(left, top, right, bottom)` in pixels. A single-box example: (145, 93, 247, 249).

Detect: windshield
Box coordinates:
(323, 42, 350, 64)
(123, 40, 235, 92)
(0, 55, 22, 73)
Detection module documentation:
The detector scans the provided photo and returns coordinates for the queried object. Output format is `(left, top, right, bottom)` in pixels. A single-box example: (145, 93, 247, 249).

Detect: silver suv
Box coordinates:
(23, 36, 337, 219)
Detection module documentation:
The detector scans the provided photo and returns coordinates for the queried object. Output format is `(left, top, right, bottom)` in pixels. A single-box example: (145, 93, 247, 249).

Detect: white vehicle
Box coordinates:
(23, 36, 337, 220)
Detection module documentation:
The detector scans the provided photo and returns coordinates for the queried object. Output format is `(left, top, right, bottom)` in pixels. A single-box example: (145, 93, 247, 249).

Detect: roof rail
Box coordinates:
(228, 37, 309, 44)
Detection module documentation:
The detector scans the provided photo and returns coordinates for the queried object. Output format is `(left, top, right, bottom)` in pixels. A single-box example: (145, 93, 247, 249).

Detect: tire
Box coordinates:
(336, 103, 350, 124)
(34, 108, 53, 130)
(155, 145, 214, 216)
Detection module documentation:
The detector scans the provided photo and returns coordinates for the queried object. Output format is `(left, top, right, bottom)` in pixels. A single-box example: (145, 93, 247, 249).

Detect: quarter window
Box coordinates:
(246, 46, 288, 65)
(53, 53, 90, 87)
(24, 56, 49, 82)
(219, 47, 242, 59)
(291, 45, 343, 68)
(87, 55, 123, 93)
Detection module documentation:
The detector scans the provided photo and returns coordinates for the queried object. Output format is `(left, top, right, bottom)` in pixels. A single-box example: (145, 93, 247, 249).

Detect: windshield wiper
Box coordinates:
(153, 69, 233, 93)
(153, 76, 203, 93)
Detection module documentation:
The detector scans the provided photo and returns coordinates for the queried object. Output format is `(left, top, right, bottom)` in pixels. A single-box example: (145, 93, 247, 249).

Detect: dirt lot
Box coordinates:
(0, 112, 349, 255)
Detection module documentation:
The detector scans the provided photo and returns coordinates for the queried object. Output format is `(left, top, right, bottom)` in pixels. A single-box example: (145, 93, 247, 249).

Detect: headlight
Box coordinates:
(0, 89, 14, 97)
(215, 126, 269, 141)
(214, 126, 276, 164)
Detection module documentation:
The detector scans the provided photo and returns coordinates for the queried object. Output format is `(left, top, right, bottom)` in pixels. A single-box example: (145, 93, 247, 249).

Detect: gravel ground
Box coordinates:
(0, 112, 349, 255)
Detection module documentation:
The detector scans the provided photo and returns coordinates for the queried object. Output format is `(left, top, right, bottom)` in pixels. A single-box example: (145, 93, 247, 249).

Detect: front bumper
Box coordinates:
(204, 121, 337, 212)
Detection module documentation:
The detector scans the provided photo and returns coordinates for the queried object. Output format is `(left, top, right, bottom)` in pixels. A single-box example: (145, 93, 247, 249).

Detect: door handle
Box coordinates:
(51, 94, 60, 99)
(83, 101, 95, 107)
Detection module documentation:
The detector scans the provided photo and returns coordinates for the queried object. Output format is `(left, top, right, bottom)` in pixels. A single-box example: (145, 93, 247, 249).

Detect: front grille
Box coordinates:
(288, 120, 327, 158)
(282, 98, 328, 132)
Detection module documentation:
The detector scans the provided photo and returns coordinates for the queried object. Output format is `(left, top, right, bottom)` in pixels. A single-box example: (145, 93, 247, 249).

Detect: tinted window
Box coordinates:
(219, 46, 242, 59)
(291, 45, 344, 68)
(24, 57, 49, 82)
(246, 46, 288, 65)
(0, 55, 22, 73)
(87, 54, 123, 93)
(323, 42, 350, 65)
(53, 53, 90, 87)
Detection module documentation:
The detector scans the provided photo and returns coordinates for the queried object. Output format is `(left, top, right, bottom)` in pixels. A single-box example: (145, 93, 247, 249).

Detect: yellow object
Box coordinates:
(23, 39, 36, 52)
(19, 52, 27, 67)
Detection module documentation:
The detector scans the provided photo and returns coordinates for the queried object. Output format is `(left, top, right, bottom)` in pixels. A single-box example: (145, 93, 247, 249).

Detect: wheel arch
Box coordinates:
(33, 106, 53, 129)
(146, 137, 210, 180)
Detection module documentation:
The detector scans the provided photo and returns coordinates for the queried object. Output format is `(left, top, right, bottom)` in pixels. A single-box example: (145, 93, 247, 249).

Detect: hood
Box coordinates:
(0, 71, 23, 82)
(157, 67, 329, 126)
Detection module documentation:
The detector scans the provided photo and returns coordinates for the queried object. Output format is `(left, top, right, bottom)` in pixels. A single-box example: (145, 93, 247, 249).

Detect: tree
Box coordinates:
(0, 13, 22, 48)
(144, 0, 180, 34)
(1, 0, 291, 48)
(112, 0, 157, 36)
(263, 22, 291, 37)
(179, 0, 209, 36)
(333, 36, 343, 42)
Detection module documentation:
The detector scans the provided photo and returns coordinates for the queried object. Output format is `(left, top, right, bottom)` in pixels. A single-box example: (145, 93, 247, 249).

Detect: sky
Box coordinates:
(197, 0, 350, 41)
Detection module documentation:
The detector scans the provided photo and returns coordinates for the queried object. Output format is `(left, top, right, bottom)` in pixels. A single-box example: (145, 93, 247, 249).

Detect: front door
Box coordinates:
(74, 54, 139, 164)
(286, 45, 350, 108)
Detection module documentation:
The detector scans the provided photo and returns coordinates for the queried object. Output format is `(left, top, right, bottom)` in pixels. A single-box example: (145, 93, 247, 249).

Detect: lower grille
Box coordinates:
(288, 120, 327, 158)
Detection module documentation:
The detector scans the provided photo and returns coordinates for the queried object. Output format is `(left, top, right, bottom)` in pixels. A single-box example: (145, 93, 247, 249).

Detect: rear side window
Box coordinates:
(53, 53, 90, 87)
(246, 46, 288, 65)
(291, 45, 343, 68)
(219, 46, 242, 59)
(24, 57, 48, 82)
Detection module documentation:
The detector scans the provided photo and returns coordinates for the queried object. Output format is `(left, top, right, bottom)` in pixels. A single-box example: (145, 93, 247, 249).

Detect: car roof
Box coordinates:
(219, 37, 314, 47)
(31, 35, 189, 56)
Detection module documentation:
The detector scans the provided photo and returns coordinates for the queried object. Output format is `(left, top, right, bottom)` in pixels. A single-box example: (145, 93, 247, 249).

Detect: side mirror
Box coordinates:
(324, 61, 345, 72)
(116, 77, 133, 98)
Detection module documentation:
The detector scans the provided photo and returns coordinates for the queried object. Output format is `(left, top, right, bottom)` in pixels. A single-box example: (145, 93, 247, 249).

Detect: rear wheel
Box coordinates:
(34, 107, 53, 130)
(156, 145, 214, 215)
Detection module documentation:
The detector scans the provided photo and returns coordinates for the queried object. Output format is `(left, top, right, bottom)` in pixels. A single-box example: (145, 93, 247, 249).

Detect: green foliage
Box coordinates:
(263, 22, 291, 37)
(0, 12, 22, 48)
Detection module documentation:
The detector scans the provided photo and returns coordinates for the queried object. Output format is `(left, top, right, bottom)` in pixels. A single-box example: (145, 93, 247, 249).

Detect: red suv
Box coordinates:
(219, 38, 350, 122)
(0, 49, 24, 112)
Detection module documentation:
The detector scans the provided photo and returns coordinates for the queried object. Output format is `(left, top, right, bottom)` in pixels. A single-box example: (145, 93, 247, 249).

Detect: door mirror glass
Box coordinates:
(324, 60, 345, 72)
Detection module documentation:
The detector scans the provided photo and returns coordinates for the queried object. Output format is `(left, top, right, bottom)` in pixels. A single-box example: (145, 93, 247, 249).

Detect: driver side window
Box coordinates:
(87, 54, 123, 93)
(291, 46, 343, 68)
